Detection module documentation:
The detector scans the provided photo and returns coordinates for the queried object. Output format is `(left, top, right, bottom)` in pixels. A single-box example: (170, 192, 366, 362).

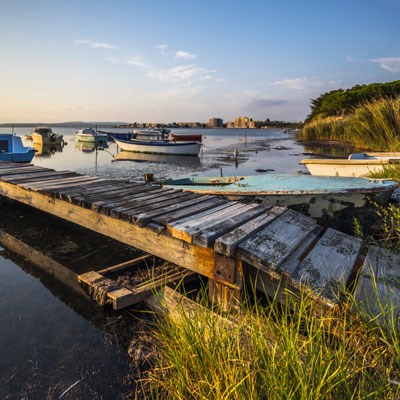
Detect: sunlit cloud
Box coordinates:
(370, 57, 400, 73)
(148, 65, 215, 84)
(175, 50, 198, 60)
(74, 39, 118, 50)
(269, 77, 338, 91)
(126, 56, 151, 70)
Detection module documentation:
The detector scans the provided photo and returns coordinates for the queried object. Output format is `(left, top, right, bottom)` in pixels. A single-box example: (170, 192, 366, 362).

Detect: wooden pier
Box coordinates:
(0, 161, 398, 318)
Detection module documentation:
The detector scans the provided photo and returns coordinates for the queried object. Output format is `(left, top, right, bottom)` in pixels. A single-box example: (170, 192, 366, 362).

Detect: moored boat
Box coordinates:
(0, 134, 35, 163)
(114, 150, 201, 166)
(113, 137, 202, 155)
(32, 126, 64, 146)
(75, 128, 108, 143)
(300, 155, 400, 177)
(97, 130, 135, 140)
(162, 174, 398, 231)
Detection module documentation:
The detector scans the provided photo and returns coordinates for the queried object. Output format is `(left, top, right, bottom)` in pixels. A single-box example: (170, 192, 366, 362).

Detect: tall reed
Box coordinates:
(299, 116, 347, 142)
(347, 97, 400, 150)
(299, 96, 400, 151)
(144, 286, 400, 399)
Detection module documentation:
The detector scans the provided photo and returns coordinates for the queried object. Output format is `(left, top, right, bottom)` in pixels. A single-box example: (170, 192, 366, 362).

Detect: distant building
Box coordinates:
(226, 116, 255, 129)
(208, 117, 224, 128)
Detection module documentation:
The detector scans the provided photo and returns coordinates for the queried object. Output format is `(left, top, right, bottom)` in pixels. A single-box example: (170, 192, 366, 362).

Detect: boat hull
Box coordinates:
(32, 132, 64, 146)
(75, 134, 108, 143)
(300, 159, 398, 177)
(163, 174, 398, 232)
(113, 138, 202, 155)
(0, 134, 35, 163)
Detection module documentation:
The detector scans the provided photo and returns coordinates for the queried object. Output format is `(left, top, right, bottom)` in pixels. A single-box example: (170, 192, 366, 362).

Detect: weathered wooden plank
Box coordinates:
(1, 169, 75, 181)
(166, 202, 237, 239)
(122, 192, 201, 222)
(153, 196, 226, 226)
(0, 162, 34, 170)
(21, 176, 103, 191)
(97, 254, 153, 274)
(5, 171, 79, 184)
(354, 246, 400, 324)
(75, 183, 150, 203)
(288, 228, 362, 307)
(108, 188, 180, 217)
(55, 182, 126, 202)
(193, 204, 270, 247)
(277, 225, 323, 276)
(214, 206, 286, 256)
(134, 194, 215, 227)
(0, 181, 216, 281)
(170, 203, 257, 244)
(237, 209, 317, 277)
(90, 185, 167, 211)
(0, 166, 50, 176)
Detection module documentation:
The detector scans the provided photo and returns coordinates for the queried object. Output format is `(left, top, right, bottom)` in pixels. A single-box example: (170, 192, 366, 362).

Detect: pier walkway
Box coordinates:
(0, 161, 398, 316)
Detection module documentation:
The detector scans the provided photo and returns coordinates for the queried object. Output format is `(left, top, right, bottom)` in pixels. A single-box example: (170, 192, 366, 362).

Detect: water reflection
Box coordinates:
(33, 142, 64, 157)
(75, 140, 109, 153)
(114, 150, 202, 167)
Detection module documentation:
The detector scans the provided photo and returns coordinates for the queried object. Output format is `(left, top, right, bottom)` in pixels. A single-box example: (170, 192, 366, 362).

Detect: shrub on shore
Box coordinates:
(298, 97, 400, 151)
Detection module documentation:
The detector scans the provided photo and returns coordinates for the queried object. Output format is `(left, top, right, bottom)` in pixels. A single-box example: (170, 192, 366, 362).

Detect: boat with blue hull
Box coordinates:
(0, 134, 35, 163)
(97, 130, 135, 140)
(162, 174, 398, 231)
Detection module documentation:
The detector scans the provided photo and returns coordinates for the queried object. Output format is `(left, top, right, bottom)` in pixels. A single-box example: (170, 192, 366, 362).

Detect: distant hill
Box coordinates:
(0, 121, 128, 128)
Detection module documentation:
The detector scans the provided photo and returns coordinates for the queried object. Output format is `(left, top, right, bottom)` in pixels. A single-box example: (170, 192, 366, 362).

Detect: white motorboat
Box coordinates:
(113, 137, 201, 155)
(75, 128, 108, 143)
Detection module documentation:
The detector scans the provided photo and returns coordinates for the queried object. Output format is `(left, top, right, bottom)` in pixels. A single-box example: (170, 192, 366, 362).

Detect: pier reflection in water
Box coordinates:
(0, 201, 143, 399)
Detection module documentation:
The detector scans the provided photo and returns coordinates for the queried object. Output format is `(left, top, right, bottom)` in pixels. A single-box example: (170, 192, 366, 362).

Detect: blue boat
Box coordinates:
(162, 174, 398, 227)
(0, 134, 35, 163)
(97, 130, 135, 140)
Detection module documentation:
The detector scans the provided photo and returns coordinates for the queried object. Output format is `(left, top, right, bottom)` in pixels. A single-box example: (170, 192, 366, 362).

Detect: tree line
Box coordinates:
(306, 80, 400, 123)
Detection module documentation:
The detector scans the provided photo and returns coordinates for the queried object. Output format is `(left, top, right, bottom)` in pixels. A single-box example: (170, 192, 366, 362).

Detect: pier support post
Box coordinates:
(209, 255, 243, 311)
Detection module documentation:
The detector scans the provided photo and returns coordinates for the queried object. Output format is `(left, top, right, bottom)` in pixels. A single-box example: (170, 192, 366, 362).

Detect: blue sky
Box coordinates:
(1, 0, 399, 123)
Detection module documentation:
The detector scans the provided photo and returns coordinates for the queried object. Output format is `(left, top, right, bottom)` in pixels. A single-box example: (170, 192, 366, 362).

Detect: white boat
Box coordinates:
(301, 152, 400, 177)
(32, 126, 64, 146)
(162, 174, 398, 230)
(75, 128, 108, 143)
(113, 137, 202, 155)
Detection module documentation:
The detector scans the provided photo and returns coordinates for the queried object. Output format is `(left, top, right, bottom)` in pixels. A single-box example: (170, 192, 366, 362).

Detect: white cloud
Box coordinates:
(269, 77, 338, 91)
(175, 50, 198, 60)
(126, 56, 151, 70)
(148, 65, 215, 84)
(155, 44, 169, 55)
(74, 39, 118, 50)
(370, 57, 400, 73)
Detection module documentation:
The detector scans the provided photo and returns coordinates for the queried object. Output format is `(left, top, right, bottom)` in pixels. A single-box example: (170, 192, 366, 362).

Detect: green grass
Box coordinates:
(142, 286, 400, 399)
(298, 97, 400, 151)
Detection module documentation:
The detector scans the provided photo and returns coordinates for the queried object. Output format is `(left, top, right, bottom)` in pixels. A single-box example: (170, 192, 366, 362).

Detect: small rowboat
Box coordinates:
(162, 174, 398, 230)
(113, 137, 202, 156)
(301, 152, 400, 177)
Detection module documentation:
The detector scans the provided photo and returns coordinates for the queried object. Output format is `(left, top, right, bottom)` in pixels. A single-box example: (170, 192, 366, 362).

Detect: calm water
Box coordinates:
(0, 126, 312, 398)
(7, 126, 310, 180)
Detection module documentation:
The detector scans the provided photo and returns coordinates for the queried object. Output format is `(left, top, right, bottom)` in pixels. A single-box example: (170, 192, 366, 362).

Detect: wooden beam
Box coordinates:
(0, 181, 217, 280)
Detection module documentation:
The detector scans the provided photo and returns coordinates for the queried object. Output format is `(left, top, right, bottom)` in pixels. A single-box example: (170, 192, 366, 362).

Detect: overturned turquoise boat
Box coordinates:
(162, 174, 398, 231)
